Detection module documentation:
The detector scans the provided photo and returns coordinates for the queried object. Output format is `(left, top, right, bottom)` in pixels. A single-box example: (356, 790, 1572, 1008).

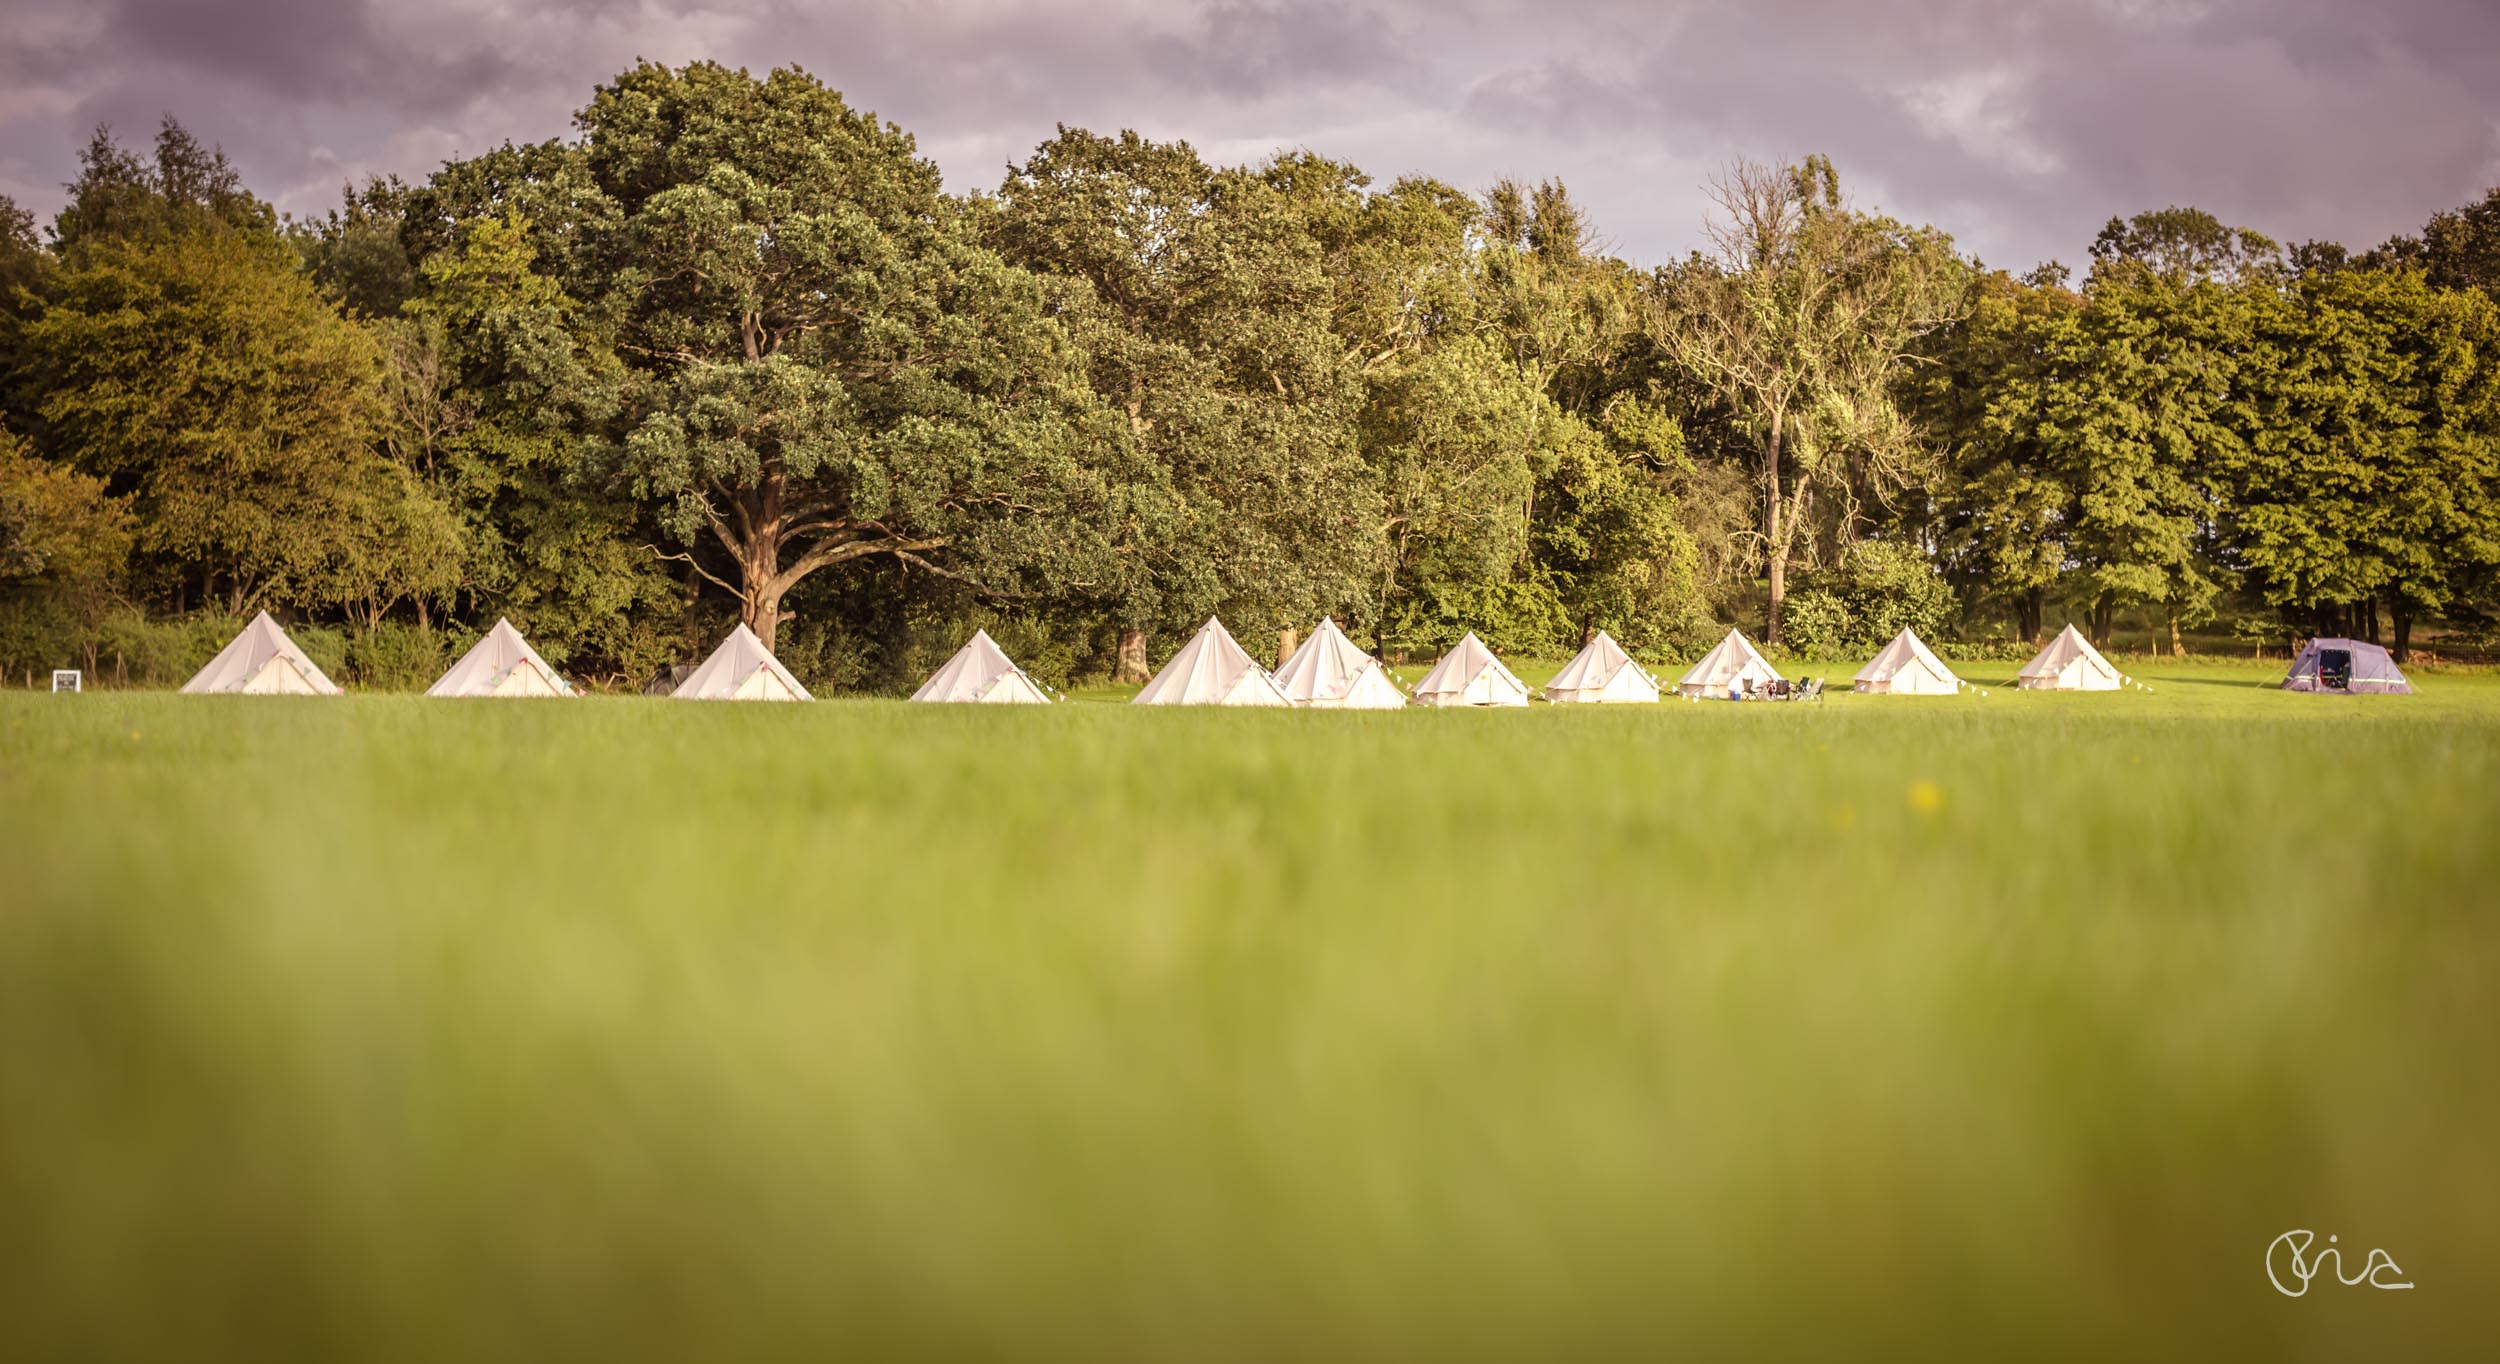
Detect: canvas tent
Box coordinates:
(1677, 629, 1782, 698)
(1272, 617, 1406, 709)
(1411, 632, 1529, 708)
(911, 629, 1052, 704)
(1133, 617, 1292, 707)
(1853, 628, 1960, 695)
(2016, 624, 2122, 691)
(672, 623, 811, 701)
(2281, 637, 2412, 695)
(1544, 630, 1660, 704)
(426, 618, 571, 697)
(180, 611, 342, 695)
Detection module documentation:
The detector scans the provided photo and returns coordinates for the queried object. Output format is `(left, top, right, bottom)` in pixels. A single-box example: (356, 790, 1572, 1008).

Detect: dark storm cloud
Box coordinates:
(0, 0, 2493, 270)
(103, 0, 519, 111)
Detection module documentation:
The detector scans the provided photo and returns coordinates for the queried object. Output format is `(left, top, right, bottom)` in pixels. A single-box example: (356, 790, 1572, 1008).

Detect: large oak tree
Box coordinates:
(579, 62, 1112, 652)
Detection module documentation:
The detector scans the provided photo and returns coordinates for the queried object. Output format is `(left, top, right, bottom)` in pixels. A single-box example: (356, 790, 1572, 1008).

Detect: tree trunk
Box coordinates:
(1113, 627, 1151, 684)
(2015, 590, 2042, 646)
(742, 568, 787, 655)
(1277, 627, 1298, 668)
(2392, 600, 2414, 663)
(2364, 596, 2381, 646)
(1763, 410, 1786, 646)
(2166, 607, 2184, 658)
(2087, 595, 2112, 646)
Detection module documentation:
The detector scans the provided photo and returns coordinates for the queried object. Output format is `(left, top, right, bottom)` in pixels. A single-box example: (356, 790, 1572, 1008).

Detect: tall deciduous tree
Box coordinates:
(989, 127, 1382, 674)
(1921, 266, 2082, 643)
(2051, 210, 2283, 649)
(1652, 156, 1965, 644)
(2226, 265, 2500, 657)
(578, 63, 1110, 653)
(392, 212, 676, 677)
(16, 124, 441, 617)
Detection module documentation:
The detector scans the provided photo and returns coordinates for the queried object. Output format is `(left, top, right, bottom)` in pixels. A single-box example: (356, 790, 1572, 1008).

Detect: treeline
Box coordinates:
(3, 62, 2497, 689)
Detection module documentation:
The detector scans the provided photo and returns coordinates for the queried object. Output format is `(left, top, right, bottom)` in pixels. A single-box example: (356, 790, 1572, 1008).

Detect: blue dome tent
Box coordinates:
(2281, 638, 2412, 695)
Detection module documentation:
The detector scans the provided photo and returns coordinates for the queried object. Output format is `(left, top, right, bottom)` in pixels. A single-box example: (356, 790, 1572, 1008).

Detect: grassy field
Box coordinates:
(4, 658, 2497, 1360)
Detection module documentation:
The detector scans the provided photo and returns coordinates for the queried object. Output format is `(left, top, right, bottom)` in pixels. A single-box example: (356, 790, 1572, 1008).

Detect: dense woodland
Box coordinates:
(4, 62, 2498, 690)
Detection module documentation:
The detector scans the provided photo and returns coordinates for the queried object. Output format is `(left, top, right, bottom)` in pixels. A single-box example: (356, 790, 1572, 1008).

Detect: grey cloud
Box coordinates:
(102, 0, 512, 111)
(0, 0, 2493, 271)
(1144, 0, 1416, 99)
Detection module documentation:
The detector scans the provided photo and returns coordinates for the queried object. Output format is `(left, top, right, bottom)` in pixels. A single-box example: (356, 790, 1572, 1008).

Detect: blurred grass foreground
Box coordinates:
(3, 665, 2497, 1360)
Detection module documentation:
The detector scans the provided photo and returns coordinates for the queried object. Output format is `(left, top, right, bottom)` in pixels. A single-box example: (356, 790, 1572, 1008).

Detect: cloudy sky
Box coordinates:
(3, 0, 2496, 270)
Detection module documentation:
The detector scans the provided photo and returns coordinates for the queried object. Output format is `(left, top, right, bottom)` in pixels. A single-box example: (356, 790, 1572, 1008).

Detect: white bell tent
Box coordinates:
(1133, 617, 1292, 707)
(426, 618, 572, 697)
(1543, 630, 1660, 704)
(1272, 618, 1406, 709)
(911, 630, 1053, 704)
(1676, 629, 1782, 698)
(180, 612, 342, 696)
(672, 623, 811, 701)
(2016, 624, 2122, 692)
(1852, 628, 1960, 696)
(1410, 632, 1529, 708)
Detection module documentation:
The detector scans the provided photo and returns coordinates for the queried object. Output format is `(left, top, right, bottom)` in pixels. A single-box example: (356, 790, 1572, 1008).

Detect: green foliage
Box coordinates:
(2039, 265, 2238, 639)
(397, 213, 675, 680)
(1367, 334, 1542, 649)
(1534, 398, 1705, 651)
(990, 127, 1382, 642)
(575, 63, 1119, 652)
(0, 196, 45, 438)
(336, 620, 448, 691)
(2400, 185, 2500, 303)
(1920, 267, 2081, 641)
(49, 118, 273, 254)
(0, 425, 129, 590)
(2087, 205, 2281, 287)
(0, 424, 134, 673)
(14, 134, 436, 620)
(89, 608, 242, 686)
(1651, 155, 1970, 643)
(295, 176, 420, 317)
(2226, 266, 2500, 629)
(1776, 540, 1954, 657)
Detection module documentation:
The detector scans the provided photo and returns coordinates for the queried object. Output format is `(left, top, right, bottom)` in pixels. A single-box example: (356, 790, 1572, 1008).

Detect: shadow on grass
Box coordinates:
(2146, 674, 2277, 691)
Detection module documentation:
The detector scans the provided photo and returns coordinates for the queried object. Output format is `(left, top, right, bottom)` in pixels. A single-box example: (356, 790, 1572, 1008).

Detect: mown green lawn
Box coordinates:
(3, 664, 2496, 1359)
